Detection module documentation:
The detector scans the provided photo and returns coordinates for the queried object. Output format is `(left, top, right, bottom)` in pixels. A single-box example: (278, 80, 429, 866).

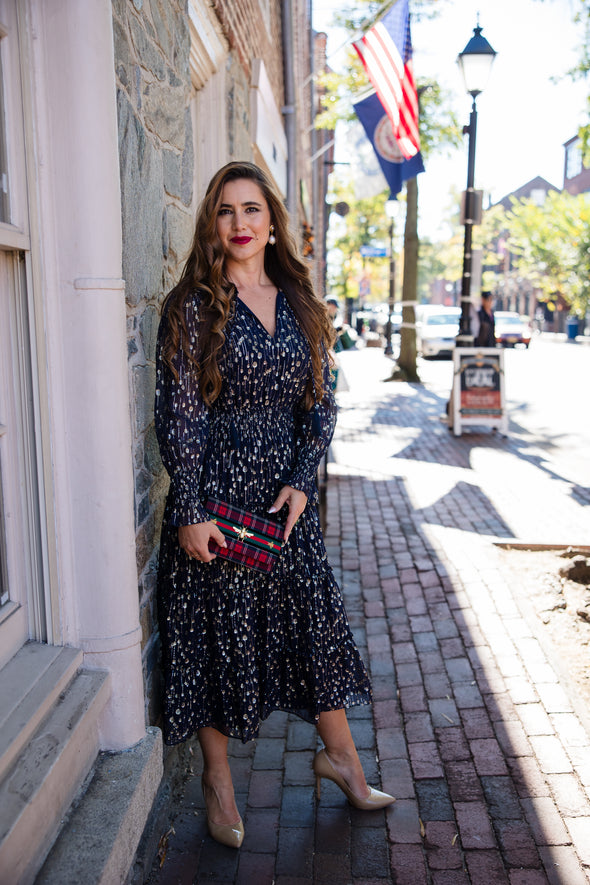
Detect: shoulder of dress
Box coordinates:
(186, 288, 206, 308)
(161, 287, 203, 316)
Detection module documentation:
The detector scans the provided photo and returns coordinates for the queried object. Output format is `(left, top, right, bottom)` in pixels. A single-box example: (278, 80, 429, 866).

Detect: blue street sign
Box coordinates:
(360, 245, 387, 257)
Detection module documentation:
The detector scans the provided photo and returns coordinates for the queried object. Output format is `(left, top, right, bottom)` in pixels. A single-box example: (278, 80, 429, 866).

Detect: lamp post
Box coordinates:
(384, 198, 399, 356)
(456, 23, 496, 346)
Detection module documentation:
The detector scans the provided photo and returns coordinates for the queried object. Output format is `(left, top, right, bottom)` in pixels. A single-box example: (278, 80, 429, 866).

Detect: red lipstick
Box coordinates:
(231, 236, 252, 244)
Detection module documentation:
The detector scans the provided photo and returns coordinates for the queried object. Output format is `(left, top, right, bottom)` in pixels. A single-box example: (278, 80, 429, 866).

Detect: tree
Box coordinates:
(536, 0, 590, 163)
(426, 191, 590, 323)
(325, 182, 393, 310)
(564, 0, 590, 164)
(507, 191, 590, 318)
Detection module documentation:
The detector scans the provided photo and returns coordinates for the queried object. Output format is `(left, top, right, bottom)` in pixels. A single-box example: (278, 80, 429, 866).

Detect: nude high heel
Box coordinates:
(313, 748, 395, 810)
(202, 777, 244, 848)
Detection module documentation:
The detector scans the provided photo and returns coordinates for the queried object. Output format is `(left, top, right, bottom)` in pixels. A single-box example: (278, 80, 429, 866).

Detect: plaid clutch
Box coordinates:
(205, 497, 285, 574)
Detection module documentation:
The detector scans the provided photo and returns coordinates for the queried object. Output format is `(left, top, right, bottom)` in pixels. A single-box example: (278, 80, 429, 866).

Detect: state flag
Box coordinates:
(353, 90, 424, 198)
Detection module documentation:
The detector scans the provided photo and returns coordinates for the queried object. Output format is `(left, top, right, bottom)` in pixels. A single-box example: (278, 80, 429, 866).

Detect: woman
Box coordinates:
(155, 161, 394, 850)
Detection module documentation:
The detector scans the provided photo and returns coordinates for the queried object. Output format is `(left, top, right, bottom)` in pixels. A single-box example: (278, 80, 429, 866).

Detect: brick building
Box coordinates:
(563, 134, 590, 195)
(0, 1, 329, 882)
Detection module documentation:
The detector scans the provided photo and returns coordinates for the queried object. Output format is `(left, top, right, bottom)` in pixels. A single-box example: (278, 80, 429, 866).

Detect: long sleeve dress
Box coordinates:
(155, 289, 371, 744)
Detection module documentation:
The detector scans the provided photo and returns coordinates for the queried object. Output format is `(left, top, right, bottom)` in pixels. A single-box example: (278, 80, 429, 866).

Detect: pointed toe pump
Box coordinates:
(206, 815, 244, 849)
(313, 748, 395, 811)
(202, 778, 245, 849)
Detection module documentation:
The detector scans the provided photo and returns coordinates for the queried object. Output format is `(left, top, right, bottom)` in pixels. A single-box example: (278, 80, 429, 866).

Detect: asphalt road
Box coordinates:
(416, 335, 590, 491)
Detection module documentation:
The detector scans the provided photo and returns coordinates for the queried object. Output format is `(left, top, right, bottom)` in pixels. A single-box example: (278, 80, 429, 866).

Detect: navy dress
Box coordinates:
(155, 289, 371, 744)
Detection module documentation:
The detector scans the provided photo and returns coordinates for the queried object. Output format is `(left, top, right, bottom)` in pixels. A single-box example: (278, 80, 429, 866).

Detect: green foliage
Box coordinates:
(476, 191, 590, 318)
(417, 81, 462, 158)
(572, 1, 590, 164)
(331, 0, 449, 32)
(315, 53, 370, 131)
(544, 0, 590, 164)
(326, 181, 397, 303)
(421, 190, 590, 319)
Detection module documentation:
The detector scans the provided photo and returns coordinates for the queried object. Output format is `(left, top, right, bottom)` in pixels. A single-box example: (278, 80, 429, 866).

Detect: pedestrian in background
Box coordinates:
(474, 291, 496, 347)
(154, 161, 394, 851)
(326, 297, 343, 345)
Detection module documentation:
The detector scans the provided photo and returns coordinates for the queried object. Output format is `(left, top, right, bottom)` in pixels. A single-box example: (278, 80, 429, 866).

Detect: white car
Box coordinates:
(416, 306, 461, 358)
(494, 311, 532, 348)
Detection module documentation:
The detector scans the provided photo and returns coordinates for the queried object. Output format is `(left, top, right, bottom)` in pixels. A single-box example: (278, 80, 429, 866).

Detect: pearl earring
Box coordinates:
(268, 224, 276, 246)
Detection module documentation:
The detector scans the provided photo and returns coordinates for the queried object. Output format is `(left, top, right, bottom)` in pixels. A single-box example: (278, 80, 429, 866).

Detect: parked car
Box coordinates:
(494, 311, 532, 348)
(416, 306, 461, 358)
(355, 303, 402, 338)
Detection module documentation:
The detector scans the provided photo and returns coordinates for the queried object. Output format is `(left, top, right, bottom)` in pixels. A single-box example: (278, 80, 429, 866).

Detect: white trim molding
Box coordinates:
(188, 0, 228, 90)
(27, 0, 145, 751)
(250, 58, 288, 196)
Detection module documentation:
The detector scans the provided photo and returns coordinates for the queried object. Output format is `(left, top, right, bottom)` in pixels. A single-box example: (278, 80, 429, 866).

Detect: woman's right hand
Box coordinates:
(178, 521, 227, 563)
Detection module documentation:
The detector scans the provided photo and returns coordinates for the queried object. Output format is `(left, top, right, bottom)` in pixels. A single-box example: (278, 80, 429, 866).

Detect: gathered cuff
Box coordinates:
(286, 468, 318, 501)
(165, 474, 210, 526)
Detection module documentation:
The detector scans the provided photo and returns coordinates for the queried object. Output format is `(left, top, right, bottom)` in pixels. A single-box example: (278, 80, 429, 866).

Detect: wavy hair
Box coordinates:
(161, 161, 335, 408)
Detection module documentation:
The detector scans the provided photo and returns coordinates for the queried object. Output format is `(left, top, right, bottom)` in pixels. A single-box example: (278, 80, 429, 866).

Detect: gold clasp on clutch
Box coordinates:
(233, 525, 253, 541)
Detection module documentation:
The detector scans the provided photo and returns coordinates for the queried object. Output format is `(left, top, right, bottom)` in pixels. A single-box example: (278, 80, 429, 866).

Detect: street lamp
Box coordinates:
(456, 23, 496, 346)
(384, 198, 400, 356)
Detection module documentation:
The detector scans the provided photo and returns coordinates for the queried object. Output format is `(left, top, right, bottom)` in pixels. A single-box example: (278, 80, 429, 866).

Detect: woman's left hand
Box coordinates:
(268, 485, 308, 542)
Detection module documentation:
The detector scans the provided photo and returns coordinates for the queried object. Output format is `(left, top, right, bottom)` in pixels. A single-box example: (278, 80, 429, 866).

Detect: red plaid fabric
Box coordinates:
(205, 498, 285, 574)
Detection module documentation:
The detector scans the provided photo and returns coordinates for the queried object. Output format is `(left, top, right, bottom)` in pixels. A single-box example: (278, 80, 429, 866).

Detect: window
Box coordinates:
(0, 1, 47, 667)
(566, 141, 583, 180)
(0, 41, 9, 222)
(0, 452, 8, 606)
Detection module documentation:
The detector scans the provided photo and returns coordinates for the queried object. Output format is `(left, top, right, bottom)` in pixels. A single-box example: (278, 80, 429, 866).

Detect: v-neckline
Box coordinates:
(237, 290, 281, 339)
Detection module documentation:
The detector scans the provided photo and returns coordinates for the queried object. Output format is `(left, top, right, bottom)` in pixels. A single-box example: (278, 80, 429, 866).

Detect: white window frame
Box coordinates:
(0, 0, 50, 667)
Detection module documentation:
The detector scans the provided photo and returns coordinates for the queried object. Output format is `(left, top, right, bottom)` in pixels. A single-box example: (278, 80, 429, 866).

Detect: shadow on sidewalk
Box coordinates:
(340, 383, 590, 512)
(332, 469, 585, 883)
(144, 396, 587, 883)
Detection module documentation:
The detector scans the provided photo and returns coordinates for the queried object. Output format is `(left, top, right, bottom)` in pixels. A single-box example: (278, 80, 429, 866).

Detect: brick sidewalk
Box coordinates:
(146, 348, 590, 884)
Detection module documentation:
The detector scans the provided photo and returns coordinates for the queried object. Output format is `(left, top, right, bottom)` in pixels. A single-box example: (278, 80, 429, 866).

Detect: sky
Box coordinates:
(313, 0, 588, 239)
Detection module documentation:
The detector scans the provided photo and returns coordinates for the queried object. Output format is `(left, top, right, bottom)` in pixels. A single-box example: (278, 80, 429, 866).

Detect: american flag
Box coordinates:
(353, 0, 420, 160)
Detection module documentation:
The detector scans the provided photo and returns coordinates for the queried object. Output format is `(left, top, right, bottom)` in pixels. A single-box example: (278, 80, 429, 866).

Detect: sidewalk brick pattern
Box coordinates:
(147, 350, 590, 884)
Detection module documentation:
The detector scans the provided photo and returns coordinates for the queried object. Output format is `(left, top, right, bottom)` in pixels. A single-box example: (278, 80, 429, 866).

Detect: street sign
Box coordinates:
(449, 348, 508, 436)
(358, 276, 370, 296)
(360, 245, 387, 257)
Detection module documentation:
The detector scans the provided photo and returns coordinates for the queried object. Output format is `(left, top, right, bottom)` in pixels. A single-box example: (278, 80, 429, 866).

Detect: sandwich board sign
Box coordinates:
(449, 348, 508, 436)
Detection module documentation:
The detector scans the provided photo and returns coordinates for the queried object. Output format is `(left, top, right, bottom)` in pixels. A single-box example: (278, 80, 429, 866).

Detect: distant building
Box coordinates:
(495, 175, 559, 210)
(563, 135, 590, 195)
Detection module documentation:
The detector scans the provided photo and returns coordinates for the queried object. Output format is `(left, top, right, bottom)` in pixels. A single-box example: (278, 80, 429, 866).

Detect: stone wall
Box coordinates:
(112, 0, 194, 724)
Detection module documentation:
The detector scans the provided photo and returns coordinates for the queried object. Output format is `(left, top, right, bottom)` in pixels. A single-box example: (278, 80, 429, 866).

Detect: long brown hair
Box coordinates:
(161, 161, 334, 408)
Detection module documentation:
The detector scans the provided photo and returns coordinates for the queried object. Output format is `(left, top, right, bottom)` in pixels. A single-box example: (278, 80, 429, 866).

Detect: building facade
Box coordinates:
(0, 1, 326, 881)
(563, 134, 590, 196)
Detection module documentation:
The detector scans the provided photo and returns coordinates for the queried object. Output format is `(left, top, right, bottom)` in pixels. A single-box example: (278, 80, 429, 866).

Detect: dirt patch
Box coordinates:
(494, 545, 590, 713)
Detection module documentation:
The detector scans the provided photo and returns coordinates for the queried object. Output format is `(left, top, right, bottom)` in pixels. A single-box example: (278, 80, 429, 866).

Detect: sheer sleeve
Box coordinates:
(287, 349, 337, 499)
(154, 294, 211, 526)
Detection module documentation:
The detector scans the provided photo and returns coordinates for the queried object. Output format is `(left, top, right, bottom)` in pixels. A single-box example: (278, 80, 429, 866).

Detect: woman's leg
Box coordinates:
(316, 708, 370, 798)
(198, 726, 241, 825)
